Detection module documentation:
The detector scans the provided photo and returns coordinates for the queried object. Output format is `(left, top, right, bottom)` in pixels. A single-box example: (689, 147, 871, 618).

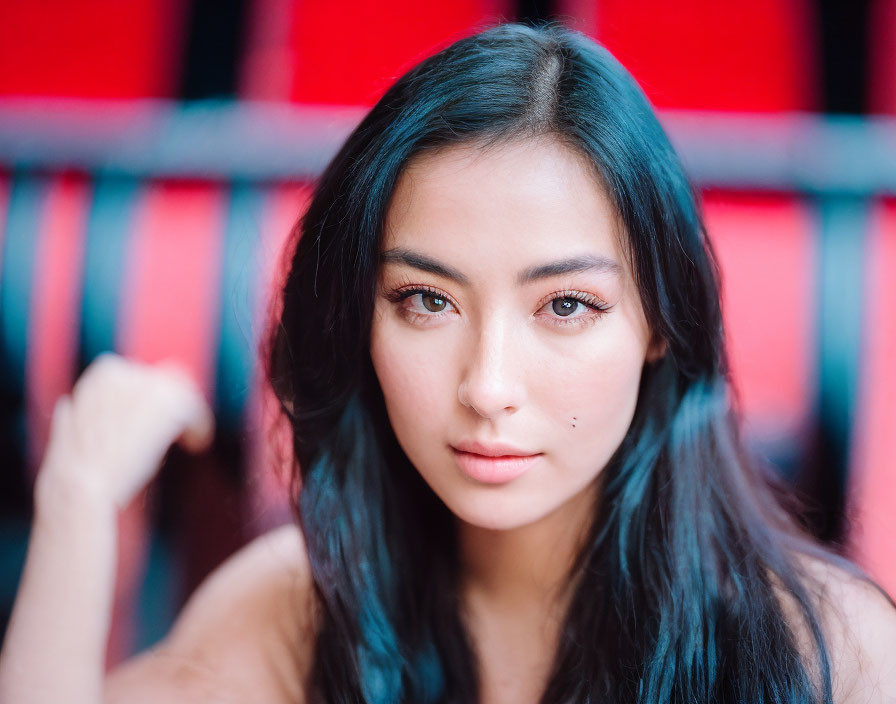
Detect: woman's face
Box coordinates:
(370, 136, 663, 531)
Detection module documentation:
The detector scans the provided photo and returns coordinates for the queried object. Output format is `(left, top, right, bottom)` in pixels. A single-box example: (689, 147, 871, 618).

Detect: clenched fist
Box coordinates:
(36, 353, 216, 511)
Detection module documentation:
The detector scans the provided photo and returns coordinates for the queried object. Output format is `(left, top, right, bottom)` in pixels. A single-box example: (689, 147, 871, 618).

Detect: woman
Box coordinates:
(1, 22, 894, 704)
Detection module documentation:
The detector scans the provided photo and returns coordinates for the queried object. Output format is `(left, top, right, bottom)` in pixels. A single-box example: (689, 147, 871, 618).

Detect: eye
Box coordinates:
(537, 291, 611, 327)
(411, 290, 450, 313)
(386, 286, 457, 323)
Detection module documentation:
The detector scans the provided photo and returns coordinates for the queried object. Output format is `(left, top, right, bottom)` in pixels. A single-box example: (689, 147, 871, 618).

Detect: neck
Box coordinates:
(456, 480, 599, 615)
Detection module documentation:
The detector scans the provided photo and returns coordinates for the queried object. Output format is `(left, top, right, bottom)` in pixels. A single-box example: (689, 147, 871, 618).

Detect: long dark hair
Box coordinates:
(267, 22, 845, 703)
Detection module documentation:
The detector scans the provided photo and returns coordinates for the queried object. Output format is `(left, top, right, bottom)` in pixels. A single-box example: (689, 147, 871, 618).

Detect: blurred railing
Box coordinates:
(1, 100, 896, 194)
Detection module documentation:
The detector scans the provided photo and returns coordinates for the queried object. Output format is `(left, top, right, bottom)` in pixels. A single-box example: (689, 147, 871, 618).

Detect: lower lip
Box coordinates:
(451, 448, 540, 484)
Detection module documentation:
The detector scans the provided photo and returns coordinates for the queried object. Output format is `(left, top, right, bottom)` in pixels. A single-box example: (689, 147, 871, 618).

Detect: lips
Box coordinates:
(450, 440, 542, 484)
(451, 439, 538, 458)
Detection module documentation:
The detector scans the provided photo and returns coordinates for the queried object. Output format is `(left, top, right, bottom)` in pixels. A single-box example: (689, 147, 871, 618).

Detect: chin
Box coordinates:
(438, 487, 559, 532)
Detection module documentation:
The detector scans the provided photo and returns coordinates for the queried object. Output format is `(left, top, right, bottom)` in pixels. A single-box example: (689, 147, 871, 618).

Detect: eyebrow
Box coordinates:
(380, 247, 623, 286)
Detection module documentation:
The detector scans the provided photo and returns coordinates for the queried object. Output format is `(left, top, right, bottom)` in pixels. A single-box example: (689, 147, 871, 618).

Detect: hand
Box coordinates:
(37, 353, 216, 510)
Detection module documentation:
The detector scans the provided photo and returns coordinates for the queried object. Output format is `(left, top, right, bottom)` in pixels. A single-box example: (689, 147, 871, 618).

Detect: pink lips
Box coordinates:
(450, 442, 541, 484)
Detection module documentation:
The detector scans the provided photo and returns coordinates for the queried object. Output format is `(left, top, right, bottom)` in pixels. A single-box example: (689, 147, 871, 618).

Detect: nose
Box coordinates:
(457, 316, 526, 419)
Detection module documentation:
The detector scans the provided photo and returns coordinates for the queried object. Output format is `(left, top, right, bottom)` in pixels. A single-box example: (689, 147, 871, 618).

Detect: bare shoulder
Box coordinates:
(105, 522, 319, 704)
(797, 554, 896, 703)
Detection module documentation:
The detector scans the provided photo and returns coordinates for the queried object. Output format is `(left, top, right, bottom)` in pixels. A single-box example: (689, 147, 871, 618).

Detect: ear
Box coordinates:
(646, 334, 667, 364)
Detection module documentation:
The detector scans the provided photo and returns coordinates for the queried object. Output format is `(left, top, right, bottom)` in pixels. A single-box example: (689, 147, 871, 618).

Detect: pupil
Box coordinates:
(552, 298, 576, 316)
(423, 294, 446, 312)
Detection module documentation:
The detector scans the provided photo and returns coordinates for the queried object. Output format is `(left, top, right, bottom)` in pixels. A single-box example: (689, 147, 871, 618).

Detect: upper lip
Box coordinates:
(451, 440, 539, 457)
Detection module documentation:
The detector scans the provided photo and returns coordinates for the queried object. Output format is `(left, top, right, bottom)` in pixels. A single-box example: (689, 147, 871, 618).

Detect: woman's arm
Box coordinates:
(0, 354, 214, 704)
(0, 475, 118, 704)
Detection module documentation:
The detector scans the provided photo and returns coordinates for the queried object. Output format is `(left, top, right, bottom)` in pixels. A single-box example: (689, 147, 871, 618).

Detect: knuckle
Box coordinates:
(80, 353, 126, 386)
(94, 351, 127, 373)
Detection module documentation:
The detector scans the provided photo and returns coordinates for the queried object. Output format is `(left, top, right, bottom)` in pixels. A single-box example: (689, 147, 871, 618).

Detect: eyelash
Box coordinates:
(384, 284, 612, 328)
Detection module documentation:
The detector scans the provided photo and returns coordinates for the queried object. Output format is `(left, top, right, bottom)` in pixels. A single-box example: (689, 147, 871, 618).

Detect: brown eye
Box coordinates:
(388, 287, 457, 321)
(422, 293, 447, 312)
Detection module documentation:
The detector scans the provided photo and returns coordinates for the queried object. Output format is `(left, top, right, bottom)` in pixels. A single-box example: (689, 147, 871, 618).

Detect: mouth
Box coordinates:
(450, 447, 542, 484)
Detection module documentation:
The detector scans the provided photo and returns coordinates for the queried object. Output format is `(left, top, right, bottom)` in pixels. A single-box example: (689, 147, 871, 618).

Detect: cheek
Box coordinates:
(369, 312, 452, 442)
(534, 327, 646, 446)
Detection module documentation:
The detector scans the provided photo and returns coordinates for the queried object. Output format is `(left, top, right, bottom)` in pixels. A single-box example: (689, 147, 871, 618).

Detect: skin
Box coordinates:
(369, 135, 665, 699)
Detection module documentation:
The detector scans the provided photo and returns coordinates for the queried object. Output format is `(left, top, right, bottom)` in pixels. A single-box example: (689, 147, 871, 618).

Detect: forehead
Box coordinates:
(381, 136, 630, 277)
